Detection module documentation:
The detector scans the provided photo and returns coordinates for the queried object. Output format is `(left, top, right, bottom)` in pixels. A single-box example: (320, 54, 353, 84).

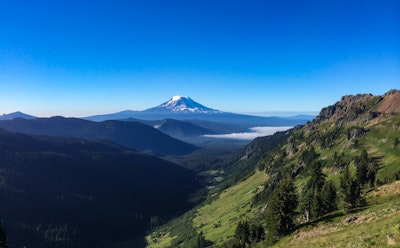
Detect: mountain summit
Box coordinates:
(84, 96, 311, 127)
(145, 96, 221, 113)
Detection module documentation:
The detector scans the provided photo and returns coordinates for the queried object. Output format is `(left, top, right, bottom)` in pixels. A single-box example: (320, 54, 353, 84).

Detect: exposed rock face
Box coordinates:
(314, 94, 376, 125)
(376, 90, 400, 114)
(318, 105, 337, 120)
(311, 90, 399, 127)
(286, 140, 298, 156)
(347, 127, 367, 140)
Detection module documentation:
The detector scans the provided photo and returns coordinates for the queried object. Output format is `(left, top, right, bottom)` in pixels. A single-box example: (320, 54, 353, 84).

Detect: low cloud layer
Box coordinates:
(203, 126, 292, 140)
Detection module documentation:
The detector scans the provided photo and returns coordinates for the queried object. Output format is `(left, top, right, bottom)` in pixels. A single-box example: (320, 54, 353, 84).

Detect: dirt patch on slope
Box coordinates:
(376, 90, 400, 114)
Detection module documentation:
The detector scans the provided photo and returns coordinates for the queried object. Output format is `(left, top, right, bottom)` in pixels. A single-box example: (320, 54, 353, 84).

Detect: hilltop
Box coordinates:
(146, 89, 400, 247)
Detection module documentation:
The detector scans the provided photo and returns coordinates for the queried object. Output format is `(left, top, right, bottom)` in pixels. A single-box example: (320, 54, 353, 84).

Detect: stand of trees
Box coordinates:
(265, 177, 298, 244)
(233, 220, 265, 247)
(301, 162, 337, 221)
(233, 150, 377, 247)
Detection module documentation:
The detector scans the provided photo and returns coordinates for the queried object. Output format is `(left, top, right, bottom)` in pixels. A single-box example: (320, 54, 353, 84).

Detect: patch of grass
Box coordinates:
(145, 210, 198, 248)
(192, 170, 268, 246)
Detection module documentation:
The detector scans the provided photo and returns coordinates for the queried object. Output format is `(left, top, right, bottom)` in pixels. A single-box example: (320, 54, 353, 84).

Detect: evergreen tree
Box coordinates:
(301, 146, 318, 167)
(368, 166, 376, 188)
(355, 149, 369, 185)
(249, 224, 265, 243)
(301, 161, 325, 220)
(340, 164, 362, 209)
(195, 231, 211, 248)
(320, 180, 337, 214)
(234, 220, 250, 247)
(265, 176, 298, 244)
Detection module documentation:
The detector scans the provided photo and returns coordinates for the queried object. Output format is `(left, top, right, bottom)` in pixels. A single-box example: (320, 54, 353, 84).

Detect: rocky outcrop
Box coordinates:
(311, 91, 399, 126)
(286, 140, 298, 156)
(347, 127, 367, 140)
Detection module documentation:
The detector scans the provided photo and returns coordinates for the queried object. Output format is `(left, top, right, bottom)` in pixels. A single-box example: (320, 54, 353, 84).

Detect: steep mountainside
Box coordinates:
(0, 117, 198, 156)
(0, 129, 200, 248)
(146, 90, 400, 247)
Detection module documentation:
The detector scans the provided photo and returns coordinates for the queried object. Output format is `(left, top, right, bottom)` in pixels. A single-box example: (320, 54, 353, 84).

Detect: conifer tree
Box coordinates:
(250, 224, 265, 243)
(195, 231, 211, 248)
(340, 164, 362, 209)
(234, 220, 250, 247)
(355, 149, 369, 185)
(265, 176, 297, 244)
(320, 180, 337, 214)
(301, 161, 326, 220)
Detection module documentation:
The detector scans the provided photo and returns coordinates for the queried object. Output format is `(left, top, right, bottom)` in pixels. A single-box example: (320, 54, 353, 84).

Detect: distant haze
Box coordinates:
(204, 126, 293, 140)
(241, 111, 319, 117)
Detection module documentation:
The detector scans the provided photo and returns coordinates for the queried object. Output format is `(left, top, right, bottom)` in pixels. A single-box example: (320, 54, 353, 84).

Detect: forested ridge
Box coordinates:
(0, 130, 200, 247)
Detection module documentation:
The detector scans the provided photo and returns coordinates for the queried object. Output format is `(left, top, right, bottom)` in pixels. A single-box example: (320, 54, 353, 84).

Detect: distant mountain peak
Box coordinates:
(171, 95, 188, 101)
(146, 96, 222, 113)
(0, 111, 37, 121)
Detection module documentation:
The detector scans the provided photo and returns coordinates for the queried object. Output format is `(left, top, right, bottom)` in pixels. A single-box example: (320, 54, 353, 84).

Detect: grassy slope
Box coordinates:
(147, 93, 400, 247)
(193, 171, 267, 246)
(146, 171, 269, 247)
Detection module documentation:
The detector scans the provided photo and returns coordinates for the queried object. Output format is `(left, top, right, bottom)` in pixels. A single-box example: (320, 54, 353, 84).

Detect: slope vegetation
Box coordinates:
(146, 89, 400, 247)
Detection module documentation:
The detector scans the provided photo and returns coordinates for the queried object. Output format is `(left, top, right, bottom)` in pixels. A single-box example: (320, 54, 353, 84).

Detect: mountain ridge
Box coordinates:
(0, 111, 37, 120)
(0, 128, 200, 247)
(0, 117, 198, 156)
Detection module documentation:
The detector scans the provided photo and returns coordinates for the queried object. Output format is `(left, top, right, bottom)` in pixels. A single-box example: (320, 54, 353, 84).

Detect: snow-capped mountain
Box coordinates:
(145, 96, 222, 113)
(84, 96, 312, 129)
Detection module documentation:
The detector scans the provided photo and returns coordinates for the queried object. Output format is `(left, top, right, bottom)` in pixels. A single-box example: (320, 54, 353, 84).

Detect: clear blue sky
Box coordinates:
(1, 0, 399, 117)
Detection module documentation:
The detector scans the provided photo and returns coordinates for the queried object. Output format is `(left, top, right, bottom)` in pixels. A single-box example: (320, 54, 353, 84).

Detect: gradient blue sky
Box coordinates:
(1, 0, 399, 117)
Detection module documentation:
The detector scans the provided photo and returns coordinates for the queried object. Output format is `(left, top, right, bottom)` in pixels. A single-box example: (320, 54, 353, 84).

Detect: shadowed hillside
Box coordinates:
(0, 129, 201, 247)
(0, 117, 198, 156)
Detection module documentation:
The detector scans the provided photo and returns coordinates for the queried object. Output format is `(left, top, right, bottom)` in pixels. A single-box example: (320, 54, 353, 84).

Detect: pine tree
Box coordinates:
(195, 231, 211, 248)
(301, 161, 325, 220)
(355, 149, 369, 185)
(265, 176, 298, 244)
(320, 180, 337, 214)
(340, 164, 362, 209)
(234, 220, 250, 247)
(250, 224, 265, 243)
